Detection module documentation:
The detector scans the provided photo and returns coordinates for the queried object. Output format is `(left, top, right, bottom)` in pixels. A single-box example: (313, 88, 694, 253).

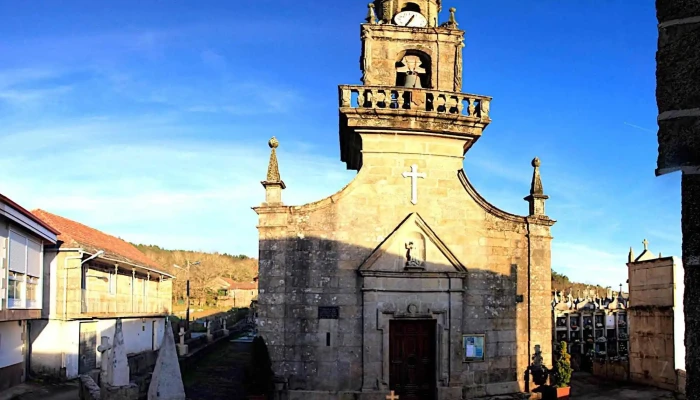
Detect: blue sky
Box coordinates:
(0, 1, 675, 289)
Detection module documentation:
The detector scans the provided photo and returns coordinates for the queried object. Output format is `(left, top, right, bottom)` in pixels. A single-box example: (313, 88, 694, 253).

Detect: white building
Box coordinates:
(0, 193, 58, 390)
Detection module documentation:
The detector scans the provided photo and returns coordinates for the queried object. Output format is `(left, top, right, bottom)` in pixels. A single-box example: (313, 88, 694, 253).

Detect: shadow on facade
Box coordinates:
(257, 235, 537, 398)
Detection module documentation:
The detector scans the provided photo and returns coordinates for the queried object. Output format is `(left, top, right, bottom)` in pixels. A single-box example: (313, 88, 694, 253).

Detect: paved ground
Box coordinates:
(0, 381, 78, 400)
(570, 372, 679, 399)
(183, 340, 252, 400)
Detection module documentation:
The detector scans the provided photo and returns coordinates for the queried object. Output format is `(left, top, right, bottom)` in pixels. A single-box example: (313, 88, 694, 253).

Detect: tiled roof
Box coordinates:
(31, 209, 165, 272)
(220, 277, 258, 290)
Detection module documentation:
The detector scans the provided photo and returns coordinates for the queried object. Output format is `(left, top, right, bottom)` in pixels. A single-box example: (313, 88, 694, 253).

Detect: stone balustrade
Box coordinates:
(339, 85, 491, 121)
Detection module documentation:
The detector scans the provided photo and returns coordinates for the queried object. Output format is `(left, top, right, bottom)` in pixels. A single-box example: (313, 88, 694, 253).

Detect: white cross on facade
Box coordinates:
(402, 164, 426, 205)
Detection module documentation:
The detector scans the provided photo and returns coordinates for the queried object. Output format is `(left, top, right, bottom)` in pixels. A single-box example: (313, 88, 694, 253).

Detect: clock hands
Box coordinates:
(406, 15, 415, 26)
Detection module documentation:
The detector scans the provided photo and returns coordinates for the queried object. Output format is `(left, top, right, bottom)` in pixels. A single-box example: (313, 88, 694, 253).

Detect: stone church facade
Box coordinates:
(254, 1, 555, 399)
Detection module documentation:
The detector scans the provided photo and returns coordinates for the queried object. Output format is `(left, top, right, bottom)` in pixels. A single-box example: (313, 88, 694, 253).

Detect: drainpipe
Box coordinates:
(60, 249, 104, 371)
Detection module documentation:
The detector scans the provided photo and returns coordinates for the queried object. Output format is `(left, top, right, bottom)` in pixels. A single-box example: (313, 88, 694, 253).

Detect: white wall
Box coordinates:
(0, 321, 23, 368)
(30, 317, 166, 380)
(29, 319, 64, 376)
(674, 257, 686, 371)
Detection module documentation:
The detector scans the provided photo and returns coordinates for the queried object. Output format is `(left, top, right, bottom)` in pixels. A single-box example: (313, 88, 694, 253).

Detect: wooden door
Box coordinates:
(78, 322, 98, 374)
(389, 319, 436, 400)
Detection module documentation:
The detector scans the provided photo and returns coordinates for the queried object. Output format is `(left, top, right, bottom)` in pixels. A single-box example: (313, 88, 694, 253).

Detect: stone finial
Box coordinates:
(627, 247, 635, 263)
(366, 3, 377, 24)
(441, 7, 458, 29)
(106, 319, 130, 387)
(266, 137, 281, 182)
(148, 319, 186, 400)
(524, 157, 549, 216)
(261, 136, 286, 205)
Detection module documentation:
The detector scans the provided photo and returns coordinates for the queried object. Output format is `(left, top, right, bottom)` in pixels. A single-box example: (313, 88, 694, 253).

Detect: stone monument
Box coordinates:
(148, 318, 185, 400)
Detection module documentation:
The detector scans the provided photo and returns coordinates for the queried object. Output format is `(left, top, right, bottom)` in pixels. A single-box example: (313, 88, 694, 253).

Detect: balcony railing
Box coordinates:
(339, 85, 491, 120)
(80, 289, 170, 316)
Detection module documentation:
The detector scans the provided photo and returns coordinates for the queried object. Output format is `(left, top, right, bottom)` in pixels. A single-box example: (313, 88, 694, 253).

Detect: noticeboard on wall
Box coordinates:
(462, 334, 485, 362)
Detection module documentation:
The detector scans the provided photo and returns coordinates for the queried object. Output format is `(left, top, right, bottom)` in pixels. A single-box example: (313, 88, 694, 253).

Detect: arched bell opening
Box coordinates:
(401, 2, 422, 13)
(395, 50, 432, 89)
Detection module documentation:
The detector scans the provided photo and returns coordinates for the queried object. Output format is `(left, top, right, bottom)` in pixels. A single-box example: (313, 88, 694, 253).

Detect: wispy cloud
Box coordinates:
(0, 117, 354, 256)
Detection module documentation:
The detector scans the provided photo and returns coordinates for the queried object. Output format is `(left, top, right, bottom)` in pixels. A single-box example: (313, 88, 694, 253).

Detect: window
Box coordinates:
(8, 272, 24, 308)
(7, 230, 42, 309)
(26, 277, 39, 308)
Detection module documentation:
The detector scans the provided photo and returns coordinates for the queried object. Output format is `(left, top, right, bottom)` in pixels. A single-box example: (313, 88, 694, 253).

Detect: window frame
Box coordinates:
(7, 229, 43, 309)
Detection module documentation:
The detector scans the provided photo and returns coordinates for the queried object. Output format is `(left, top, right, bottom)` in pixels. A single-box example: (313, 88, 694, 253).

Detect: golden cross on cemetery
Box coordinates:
(386, 390, 399, 400)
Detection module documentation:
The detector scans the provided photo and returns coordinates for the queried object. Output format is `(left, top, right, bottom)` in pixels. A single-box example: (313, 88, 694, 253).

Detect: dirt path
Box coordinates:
(183, 341, 252, 400)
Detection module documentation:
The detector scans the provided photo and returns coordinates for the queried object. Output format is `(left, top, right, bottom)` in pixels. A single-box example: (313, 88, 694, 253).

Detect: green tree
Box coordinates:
(551, 341, 573, 388)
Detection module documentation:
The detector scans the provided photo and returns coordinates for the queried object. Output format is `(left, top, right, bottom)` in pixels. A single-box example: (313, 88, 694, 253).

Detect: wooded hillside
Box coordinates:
(552, 270, 610, 297)
(133, 244, 258, 302)
(134, 242, 604, 302)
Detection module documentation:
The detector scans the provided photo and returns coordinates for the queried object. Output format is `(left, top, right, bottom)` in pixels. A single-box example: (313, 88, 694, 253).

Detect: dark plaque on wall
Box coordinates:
(318, 306, 339, 319)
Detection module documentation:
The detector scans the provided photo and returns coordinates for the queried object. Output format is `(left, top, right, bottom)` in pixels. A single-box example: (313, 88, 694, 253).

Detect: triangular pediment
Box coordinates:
(358, 213, 466, 274)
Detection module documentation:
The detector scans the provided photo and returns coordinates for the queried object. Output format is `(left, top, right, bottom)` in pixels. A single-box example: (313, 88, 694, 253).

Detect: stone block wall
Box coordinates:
(656, 3, 700, 394)
(628, 307, 677, 390)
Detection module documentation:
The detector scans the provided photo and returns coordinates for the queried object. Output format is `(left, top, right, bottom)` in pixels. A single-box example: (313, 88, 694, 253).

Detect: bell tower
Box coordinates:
(339, 3, 492, 171)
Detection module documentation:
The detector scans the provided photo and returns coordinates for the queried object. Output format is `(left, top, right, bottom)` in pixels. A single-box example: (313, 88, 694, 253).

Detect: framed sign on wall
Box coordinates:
(463, 334, 485, 362)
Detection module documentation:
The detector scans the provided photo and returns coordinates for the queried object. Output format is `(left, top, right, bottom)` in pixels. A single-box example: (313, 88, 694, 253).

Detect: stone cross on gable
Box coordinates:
(386, 391, 399, 400)
(402, 164, 426, 205)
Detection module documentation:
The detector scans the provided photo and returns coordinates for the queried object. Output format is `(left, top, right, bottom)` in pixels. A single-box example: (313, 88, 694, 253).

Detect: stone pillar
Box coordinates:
(525, 219, 554, 386)
(106, 319, 129, 387)
(253, 136, 291, 376)
(683, 174, 700, 397)
(176, 327, 188, 356)
(222, 318, 229, 336)
(101, 319, 138, 399)
(148, 318, 185, 400)
(656, 2, 700, 397)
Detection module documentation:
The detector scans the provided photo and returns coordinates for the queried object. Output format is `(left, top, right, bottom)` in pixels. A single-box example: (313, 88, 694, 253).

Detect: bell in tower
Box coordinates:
(397, 55, 426, 88)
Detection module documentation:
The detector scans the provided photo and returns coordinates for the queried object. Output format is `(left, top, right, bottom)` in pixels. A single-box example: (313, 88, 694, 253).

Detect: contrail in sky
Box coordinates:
(623, 122, 655, 133)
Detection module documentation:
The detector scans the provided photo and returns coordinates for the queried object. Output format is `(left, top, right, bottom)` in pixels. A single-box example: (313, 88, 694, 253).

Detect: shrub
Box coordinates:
(551, 341, 573, 388)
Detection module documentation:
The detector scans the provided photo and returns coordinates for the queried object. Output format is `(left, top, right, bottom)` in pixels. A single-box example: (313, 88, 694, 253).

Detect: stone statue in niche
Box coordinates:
(397, 55, 426, 88)
(405, 241, 424, 269)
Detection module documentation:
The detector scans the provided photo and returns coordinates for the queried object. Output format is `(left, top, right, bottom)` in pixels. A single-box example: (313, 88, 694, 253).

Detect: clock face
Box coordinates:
(394, 11, 428, 28)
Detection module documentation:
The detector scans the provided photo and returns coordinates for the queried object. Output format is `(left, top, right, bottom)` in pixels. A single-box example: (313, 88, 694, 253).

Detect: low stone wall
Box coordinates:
(78, 375, 101, 400)
(592, 360, 629, 382)
(127, 350, 159, 399)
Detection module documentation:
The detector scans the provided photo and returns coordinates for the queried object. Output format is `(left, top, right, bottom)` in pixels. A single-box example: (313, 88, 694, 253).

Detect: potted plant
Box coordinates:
(245, 336, 275, 400)
(551, 341, 573, 399)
